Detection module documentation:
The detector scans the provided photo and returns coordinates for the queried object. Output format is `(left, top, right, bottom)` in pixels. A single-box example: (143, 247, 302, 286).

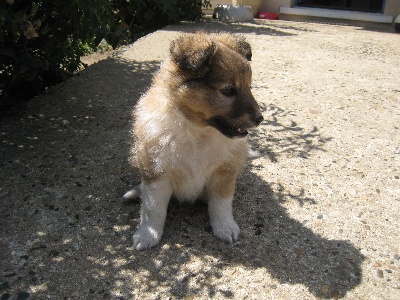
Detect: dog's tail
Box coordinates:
(122, 184, 141, 203)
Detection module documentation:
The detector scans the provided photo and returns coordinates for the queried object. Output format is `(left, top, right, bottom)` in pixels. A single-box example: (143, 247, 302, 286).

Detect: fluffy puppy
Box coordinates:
(124, 32, 263, 250)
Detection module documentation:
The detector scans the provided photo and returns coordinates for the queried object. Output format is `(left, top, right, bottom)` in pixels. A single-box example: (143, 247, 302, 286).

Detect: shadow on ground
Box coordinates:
(0, 39, 363, 299)
(162, 19, 316, 37)
(251, 103, 333, 163)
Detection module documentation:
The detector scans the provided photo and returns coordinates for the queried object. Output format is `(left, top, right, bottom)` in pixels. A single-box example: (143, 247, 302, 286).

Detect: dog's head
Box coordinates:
(168, 32, 263, 139)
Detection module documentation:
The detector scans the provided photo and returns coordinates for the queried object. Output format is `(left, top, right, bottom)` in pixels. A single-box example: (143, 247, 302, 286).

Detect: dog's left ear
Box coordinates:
(170, 34, 216, 73)
(207, 33, 252, 62)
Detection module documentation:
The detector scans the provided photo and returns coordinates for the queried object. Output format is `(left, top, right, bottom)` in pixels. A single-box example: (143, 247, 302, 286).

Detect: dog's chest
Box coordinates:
(168, 130, 239, 201)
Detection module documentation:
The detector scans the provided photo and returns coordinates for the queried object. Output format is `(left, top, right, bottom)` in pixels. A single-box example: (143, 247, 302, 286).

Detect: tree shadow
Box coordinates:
(249, 103, 333, 163)
(0, 56, 159, 299)
(162, 18, 317, 37)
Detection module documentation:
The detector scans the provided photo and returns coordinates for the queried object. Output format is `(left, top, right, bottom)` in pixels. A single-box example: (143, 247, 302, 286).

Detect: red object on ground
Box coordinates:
(256, 12, 279, 20)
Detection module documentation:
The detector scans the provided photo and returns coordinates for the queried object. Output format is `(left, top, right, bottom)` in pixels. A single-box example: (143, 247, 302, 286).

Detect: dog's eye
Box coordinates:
(220, 87, 237, 97)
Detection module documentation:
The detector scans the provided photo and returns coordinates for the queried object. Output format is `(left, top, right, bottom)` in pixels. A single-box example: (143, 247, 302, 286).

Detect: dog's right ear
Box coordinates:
(170, 35, 216, 73)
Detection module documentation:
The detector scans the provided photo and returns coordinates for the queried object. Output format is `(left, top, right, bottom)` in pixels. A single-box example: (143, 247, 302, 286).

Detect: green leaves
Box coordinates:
(1, 0, 204, 103)
(30, 2, 39, 16)
(0, 0, 116, 100)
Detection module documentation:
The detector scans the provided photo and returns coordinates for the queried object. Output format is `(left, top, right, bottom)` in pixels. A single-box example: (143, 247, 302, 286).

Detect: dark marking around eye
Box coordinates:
(221, 87, 237, 97)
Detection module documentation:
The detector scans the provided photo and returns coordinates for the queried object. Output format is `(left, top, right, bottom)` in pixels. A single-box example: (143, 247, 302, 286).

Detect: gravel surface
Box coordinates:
(1, 19, 399, 299)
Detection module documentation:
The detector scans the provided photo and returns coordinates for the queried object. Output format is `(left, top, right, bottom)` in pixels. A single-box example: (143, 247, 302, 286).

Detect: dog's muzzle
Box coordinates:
(209, 114, 263, 138)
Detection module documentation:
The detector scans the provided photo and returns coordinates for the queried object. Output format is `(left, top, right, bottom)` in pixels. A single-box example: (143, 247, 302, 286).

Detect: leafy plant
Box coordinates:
(0, 0, 206, 105)
(114, 0, 206, 40)
(0, 0, 123, 102)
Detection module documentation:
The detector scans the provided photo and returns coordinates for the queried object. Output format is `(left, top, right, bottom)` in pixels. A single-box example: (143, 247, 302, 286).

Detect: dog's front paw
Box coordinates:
(132, 224, 163, 250)
(211, 218, 240, 244)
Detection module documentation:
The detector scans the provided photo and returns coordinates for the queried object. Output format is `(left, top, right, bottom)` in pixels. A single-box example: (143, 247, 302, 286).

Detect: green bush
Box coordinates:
(0, 0, 207, 105)
(113, 0, 208, 40)
(0, 0, 122, 102)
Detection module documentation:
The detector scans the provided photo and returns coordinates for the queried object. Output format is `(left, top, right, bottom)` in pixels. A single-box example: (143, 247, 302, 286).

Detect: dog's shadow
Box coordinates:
(236, 170, 362, 299)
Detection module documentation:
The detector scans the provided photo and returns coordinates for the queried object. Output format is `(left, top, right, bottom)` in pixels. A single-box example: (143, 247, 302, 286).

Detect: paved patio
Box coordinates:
(1, 19, 399, 299)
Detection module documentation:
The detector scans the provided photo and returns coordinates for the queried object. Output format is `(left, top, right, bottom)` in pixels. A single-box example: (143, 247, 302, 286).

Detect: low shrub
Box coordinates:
(0, 0, 208, 106)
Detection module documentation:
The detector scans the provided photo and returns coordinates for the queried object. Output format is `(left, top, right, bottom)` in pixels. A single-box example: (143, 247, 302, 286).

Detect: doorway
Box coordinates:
(296, 0, 385, 13)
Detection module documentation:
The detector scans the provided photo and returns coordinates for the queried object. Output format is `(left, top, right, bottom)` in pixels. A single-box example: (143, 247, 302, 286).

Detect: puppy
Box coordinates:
(123, 32, 263, 250)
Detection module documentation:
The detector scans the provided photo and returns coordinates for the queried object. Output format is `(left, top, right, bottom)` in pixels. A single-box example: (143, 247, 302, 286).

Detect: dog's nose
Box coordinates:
(254, 114, 264, 125)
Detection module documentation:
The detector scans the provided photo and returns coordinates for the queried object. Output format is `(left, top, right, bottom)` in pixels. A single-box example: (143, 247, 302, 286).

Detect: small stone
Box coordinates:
(253, 259, 263, 267)
(1, 293, 11, 300)
(331, 289, 340, 298)
(320, 284, 330, 295)
(49, 250, 60, 257)
(293, 247, 305, 257)
(0, 282, 9, 291)
(376, 269, 384, 278)
(17, 291, 30, 300)
(219, 289, 233, 297)
(394, 254, 400, 260)
(317, 214, 323, 219)
(385, 269, 393, 274)
(175, 243, 183, 249)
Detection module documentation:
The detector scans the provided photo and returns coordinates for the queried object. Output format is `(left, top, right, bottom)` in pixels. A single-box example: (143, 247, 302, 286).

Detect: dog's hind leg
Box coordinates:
(206, 165, 240, 244)
(132, 178, 172, 250)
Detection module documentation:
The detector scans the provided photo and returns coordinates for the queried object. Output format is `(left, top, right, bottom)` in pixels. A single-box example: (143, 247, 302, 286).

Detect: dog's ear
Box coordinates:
(170, 35, 216, 73)
(208, 33, 252, 61)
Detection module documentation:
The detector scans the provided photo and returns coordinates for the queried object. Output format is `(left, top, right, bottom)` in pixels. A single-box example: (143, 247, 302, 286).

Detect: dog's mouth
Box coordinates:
(208, 117, 250, 138)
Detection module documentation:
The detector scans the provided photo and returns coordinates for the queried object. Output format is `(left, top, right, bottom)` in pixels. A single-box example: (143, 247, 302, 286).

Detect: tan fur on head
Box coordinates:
(169, 32, 252, 74)
(126, 32, 263, 250)
(170, 33, 216, 73)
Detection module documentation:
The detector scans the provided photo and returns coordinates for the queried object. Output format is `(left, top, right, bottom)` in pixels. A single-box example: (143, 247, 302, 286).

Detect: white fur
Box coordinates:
(208, 196, 240, 244)
(133, 179, 172, 250)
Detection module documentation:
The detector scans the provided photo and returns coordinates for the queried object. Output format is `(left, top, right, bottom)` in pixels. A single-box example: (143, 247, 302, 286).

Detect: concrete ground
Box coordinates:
(1, 19, 399, 299)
